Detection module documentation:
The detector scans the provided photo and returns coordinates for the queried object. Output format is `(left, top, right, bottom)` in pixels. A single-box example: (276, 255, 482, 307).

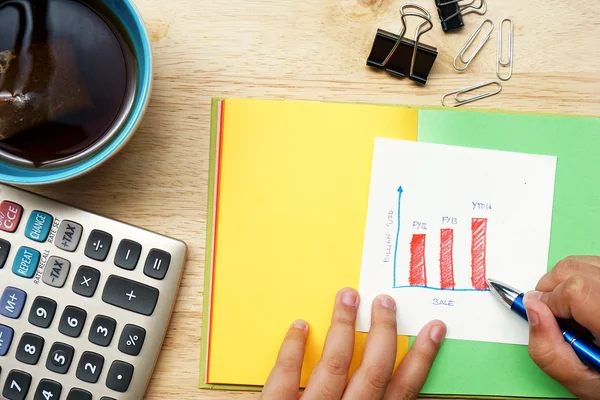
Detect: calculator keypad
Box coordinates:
(102, 275, 159, 316)
(72, 266, 100, 297)
(33, 379, 62, 400)
(89, 315, 116, 347)
(59, 306, 87, 338)
(0, 184, 187, 399)
(15, 333, 44, 365)
(76, 352, 105, 383)
(2, 369, 31, 400)
(46, 342, 75, 374)
(28, 296, 57, 328)
(84, 230, 112, 261)
(0, 238, 11, 268)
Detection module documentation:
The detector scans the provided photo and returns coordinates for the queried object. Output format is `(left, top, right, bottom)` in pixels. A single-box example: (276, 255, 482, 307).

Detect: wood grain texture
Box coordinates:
(28, 0, 600, 398)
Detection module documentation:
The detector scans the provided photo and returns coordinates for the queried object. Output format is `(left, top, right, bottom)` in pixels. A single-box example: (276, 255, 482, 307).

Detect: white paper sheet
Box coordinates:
(356, 138, 557, 345)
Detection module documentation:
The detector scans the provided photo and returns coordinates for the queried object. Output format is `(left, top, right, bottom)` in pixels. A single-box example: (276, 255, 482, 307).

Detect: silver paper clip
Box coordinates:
(496, 18, 514, 81)
(381, 3, 433, 80)
(437, 0, 487, 23)
(453, 19, 494, 71)
(441, 81, 502, 107)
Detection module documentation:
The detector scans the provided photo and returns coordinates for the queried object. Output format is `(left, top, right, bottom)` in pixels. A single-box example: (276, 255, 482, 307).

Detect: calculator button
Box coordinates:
(85, 229, 112, 261)
(42, 256, 71, 288)
(15, 333, 44, 365)
(0, 201, 23, 233)
(72, 266, 100, 297)
(76, 351, 105, 383)
(89, 315, 116, 346)
(24, 210, 53, 242)
(59, 306, 87, 338)
(118, 324, 146, 356)
(46, 342, 74, 374)
(144, 249, 171, 280)
(67, 388, 92, 400)
(114, 239, 142, 270)
(106, 360, 134, 393)
(28, 297, 57, 328)
(55, 220, 83, 252)
(2, 369, 31, 400)
(33, 379, 61, 400)
(0, 324, 14, 356)
(102, 275, 159, 316)
(11, 246, 40, 278)
(0, 287, 26, 318)
(0, 238, 10, 268)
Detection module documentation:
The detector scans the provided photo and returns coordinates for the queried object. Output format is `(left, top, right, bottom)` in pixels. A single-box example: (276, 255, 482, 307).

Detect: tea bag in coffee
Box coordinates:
(0, 38, 94, 140)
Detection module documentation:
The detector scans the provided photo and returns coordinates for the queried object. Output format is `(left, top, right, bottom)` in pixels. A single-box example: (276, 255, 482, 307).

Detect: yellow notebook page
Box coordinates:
(209, 98, 418, 386)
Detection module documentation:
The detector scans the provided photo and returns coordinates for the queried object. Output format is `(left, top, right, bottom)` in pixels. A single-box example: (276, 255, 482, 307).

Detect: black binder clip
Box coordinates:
(435, 0, 487, 32)
(366, 4, 437, 85)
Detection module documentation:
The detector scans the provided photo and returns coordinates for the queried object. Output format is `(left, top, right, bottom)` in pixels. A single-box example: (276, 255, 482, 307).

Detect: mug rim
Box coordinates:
(0, 0, 153, 185)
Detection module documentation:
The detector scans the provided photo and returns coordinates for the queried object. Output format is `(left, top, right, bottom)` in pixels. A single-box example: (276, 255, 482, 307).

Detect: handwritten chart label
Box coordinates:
(472, 202, 492, 211)
(412, 221, 427, 230)
(433, 298, 455, 307)
(441, 216, 458, 225)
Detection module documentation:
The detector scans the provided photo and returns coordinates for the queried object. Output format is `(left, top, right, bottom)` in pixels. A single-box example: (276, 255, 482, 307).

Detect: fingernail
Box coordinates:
(341, 290, 359, 308)
(378, 295, 396, 311)
(293, 320, 308, 331)
(429, 325, 445, 345)
(526, 308, 540, 326)
(524, 290, 543, 306)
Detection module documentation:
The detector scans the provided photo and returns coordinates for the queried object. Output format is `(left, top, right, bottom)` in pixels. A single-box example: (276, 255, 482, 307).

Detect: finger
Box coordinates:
(302, 288, 359, 400)
(524, 292, 600, 399)
(262, 320, 309, 400)
(536, 257, 600, 292)
(343, 295, 398, 399)
(384, 321, 446, 400)
(536, 275, 600, 336)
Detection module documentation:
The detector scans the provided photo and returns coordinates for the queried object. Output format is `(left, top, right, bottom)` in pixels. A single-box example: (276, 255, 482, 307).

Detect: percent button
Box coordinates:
(118, 324, 146, 356)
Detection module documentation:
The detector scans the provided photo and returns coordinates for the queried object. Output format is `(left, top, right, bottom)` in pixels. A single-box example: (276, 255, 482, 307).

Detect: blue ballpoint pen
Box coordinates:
(487, 278, 600, 374)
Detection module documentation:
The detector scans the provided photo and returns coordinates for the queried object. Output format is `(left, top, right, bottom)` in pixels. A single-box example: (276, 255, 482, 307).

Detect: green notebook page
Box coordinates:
(415, 109, 600, 398)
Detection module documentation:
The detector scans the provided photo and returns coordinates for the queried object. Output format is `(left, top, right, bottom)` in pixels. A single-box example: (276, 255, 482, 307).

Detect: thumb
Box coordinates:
(524, 291, 596, 394)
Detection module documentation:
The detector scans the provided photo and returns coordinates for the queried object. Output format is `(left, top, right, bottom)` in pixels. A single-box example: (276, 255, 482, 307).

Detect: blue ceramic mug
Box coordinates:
(0, 0, 152, 185)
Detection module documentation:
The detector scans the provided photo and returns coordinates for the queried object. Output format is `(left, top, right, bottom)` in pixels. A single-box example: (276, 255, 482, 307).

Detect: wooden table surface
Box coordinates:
(31, 0, 600, 398)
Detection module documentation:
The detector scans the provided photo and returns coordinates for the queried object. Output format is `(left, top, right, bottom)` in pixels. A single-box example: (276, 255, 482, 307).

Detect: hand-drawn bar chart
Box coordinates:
(394, 187, 490, 292)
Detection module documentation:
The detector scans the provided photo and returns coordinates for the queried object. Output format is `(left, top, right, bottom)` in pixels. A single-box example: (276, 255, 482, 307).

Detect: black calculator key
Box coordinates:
(46, 342, 74, 374)
(28, 297, 57, 328)
(72, 266, 100, 297)
(33, 379, 62, 400)
(114, 239, 142, 270)
(106, 360, 134, 393)
(15, 333, 44, 365)
(67, 388, 92, 400)
(59, 306, 87, 337)
(143, 249, 171, 280)
(0, 238, 10, 268)
(118, 324, 146, 356)
(76, 351, 104, 383)
(89, 315, 116, 346)
(84, 229, 112, 261)
(102, 275, 159, 316)
(2, 370, 31, 400)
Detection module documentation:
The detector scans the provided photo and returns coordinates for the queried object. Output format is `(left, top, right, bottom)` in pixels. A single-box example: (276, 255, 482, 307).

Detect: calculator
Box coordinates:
(0, 183, 187, 400)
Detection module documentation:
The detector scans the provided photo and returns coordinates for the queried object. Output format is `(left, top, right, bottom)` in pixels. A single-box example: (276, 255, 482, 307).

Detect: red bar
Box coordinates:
(440, 229, 455, 290)
(471, 218, 488, 290)
(409, 234, 427, 286)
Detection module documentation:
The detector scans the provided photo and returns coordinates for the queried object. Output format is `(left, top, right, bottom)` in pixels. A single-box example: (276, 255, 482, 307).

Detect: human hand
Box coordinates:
(262, 288, 447, 400)
(524, 256, 600, 399)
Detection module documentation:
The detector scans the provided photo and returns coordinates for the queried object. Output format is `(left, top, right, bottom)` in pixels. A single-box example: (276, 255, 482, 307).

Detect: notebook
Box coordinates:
(200, 97, 600, 398)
